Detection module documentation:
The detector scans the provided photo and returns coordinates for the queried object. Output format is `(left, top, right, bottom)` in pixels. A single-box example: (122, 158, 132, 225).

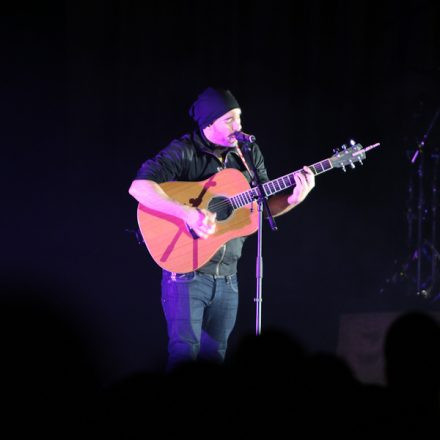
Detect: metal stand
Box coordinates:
(414, 139, 425, 296)
(380, 107, 440, 301)
(429, 150, 439, 299)
(240, 140, 277, 335)
(255, 199, 264, 334)
(411, 108, 440, 298)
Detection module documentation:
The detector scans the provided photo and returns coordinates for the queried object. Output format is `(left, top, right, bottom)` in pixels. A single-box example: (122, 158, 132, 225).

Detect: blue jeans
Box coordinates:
(161, 270, 239, 371)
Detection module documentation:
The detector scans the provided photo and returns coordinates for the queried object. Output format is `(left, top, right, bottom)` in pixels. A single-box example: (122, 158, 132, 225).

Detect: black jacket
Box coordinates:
(135, 130, 269, 276)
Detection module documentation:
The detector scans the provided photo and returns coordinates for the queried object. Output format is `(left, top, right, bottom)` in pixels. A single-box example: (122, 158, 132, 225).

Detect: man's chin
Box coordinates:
(214, 137, 238, 148)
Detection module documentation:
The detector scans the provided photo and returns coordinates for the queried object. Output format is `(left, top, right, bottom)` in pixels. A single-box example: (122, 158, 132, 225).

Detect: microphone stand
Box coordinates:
(240, 141, 277, 336)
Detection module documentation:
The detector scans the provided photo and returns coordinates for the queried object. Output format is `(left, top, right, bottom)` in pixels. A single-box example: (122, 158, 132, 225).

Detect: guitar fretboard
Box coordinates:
(229, 158, 333, 209)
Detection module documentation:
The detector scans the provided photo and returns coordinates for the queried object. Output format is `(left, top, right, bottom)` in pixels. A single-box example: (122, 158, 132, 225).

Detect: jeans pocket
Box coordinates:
(230, 276, 239, 293)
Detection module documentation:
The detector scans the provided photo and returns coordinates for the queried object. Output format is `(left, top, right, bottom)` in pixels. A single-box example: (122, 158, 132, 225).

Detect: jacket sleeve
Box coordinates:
(134, 141, 188, 183)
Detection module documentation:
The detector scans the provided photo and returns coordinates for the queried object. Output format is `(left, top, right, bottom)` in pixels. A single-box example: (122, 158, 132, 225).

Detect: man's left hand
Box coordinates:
(287, 166, 315, 206)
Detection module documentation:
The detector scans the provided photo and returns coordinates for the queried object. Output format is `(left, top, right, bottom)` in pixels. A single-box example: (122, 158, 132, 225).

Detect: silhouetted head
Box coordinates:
(384, 311, 440, 390)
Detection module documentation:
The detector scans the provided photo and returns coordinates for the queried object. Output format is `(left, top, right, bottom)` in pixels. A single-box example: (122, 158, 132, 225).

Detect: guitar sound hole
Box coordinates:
(208, 197, 233, 221)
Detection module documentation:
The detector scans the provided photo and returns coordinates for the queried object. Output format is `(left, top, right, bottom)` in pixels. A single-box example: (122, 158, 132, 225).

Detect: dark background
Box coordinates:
(3, 0, 440, 386)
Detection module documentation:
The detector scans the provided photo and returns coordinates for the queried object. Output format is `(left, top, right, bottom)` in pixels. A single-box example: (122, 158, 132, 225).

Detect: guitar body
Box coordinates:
(137, 168, 258, 273)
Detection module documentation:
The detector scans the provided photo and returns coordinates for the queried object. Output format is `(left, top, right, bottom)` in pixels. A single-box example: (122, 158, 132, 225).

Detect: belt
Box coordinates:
(196, 270, 236, 280)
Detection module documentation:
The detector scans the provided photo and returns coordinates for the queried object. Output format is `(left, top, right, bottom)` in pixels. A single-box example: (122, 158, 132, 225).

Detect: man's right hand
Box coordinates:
(128, 180, 217, 239)
(184, 207, 217, 239)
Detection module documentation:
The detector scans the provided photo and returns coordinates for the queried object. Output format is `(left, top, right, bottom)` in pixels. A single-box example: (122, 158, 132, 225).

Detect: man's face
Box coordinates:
(203, 108, 242, 147)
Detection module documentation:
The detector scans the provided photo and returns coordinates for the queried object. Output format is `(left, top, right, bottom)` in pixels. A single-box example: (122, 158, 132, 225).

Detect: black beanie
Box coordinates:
(189, 87, 240, 129)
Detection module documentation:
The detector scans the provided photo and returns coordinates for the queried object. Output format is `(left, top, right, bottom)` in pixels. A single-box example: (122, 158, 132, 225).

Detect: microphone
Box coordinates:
(234, 131, 256, 143)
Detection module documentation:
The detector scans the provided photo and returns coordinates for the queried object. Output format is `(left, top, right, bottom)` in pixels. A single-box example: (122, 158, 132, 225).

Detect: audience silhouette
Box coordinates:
(2, 278, 439, 437)
(0, 280, 100, 438)
(384, 311, 440, 433)
(101, 314, 440, 436)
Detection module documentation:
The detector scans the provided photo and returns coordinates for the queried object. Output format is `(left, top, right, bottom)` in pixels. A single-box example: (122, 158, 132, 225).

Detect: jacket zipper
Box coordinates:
(205, 148, 229, 276)
(215, 244, 226, 276)
(204, 149, 233, 168)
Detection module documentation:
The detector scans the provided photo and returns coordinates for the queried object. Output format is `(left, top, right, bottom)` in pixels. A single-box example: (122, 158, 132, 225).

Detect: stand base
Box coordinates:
(379, 243, 440, 303)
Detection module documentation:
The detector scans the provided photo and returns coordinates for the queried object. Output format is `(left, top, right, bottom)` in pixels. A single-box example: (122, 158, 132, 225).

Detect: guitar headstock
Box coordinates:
(330, 140, 378, 172)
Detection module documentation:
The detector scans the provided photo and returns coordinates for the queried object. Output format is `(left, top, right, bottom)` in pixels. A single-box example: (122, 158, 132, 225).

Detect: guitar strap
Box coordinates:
(235, 145, 256, 186)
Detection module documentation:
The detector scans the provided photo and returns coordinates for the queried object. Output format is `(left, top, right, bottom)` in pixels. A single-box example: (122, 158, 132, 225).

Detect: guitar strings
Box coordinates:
(206, 155, 354, 212)
(208, 187, 268, 211)
(205, 176, 301, 212)
(206, 192, 255, 212)
(207, 181, 297, 212)
(197, 165, 325, 213)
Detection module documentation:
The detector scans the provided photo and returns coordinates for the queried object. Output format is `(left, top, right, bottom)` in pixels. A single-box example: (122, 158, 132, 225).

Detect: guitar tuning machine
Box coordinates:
(341, 164, 346, 172)
(349, 160, 355, 169)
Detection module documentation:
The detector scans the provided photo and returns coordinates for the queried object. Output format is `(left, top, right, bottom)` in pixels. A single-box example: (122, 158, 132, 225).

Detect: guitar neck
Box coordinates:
(229, 157, 333, 209)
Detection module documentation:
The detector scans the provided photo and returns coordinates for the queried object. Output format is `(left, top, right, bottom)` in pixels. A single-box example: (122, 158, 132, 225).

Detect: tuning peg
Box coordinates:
(358, 159, 364, 165)
(350, 139, 356, 146)
(341, 164, 346, 172)
(349, 160, 355, 169)
(342, 144, 347, 150)
(333, 148, 339, 154)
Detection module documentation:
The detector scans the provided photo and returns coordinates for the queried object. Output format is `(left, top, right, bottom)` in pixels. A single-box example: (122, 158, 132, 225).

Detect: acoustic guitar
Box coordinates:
(137, 141, 379, 273)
